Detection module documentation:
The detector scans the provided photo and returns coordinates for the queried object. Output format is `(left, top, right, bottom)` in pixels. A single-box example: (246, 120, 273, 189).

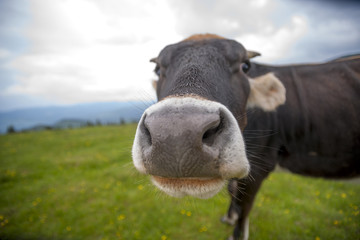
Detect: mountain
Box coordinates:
(0, 101, 154, 133)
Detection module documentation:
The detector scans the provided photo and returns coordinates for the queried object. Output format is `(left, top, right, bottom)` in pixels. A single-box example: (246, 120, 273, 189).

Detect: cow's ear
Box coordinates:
(152, 80, 157, 90)
(247, 50, 261, 59)
(247, 72, 286, 111)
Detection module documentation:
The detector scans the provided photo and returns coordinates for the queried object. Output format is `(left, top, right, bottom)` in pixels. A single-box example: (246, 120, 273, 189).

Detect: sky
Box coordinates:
(1, 0, 360, 111)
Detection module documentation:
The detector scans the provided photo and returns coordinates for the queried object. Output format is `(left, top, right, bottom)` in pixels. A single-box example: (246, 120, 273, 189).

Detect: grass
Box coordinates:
(0, 124, 359, 240)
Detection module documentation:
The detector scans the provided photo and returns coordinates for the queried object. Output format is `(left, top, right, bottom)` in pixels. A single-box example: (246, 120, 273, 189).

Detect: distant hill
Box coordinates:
(0, 101, 154, 133)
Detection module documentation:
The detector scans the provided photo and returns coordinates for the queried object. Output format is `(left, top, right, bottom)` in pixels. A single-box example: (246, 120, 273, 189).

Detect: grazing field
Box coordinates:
(0, 125, 359, 240)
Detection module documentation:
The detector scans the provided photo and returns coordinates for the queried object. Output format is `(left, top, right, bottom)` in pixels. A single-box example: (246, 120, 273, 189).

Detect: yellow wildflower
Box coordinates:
(66, 226, 72, 231)
(161, 235, 168, 240)
(199, 226, 208, 232)
(32, 197, 42, 207)
(315, 237, 320, 240)
(341, 193, 347, 198)
(137, 185, 144, 190)
(39, 215, 47, 224)
(186, 211, 192, 217)
(333, 220, 339, 225)
(180, 209, 186, 215)
(5, 170, 16, 177)
(1, 218, 9, 227)
(118, 214, 125, 221)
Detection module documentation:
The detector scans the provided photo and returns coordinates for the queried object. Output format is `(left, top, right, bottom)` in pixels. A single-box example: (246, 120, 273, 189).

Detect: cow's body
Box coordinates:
(223, 58, 360, 239)
(248, 59, 360, 178)
(132, 34, 360, 240)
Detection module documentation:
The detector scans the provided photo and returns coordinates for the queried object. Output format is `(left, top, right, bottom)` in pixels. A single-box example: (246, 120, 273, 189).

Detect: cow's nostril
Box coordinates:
(143, 125, 152, 146)
(202, 116, 223, 146)
(202, 127, 218, 146)
(141, 115, 152, 146)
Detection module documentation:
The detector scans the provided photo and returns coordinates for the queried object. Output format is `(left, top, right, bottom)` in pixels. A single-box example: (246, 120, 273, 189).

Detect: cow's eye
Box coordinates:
(154, 66, 161, 76)
(241, 61, 251, 73)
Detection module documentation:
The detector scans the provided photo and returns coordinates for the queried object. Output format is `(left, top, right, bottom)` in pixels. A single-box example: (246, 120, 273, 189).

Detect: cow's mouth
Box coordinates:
(151, 176, 226, 199)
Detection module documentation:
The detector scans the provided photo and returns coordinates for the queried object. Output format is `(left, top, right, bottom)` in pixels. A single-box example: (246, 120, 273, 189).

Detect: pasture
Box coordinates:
(0, 125, 359, 240)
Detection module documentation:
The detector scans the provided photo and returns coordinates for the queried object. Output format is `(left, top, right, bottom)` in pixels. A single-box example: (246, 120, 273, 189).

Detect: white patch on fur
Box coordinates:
(247, 72, 286, 111)
(242, 217, 249, 240)
(221, 212, 239, 226)
(132, 97, 250, 198)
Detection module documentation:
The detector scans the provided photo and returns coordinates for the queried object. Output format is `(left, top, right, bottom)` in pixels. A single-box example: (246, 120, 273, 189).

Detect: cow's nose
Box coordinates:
(132, 97, 249, 181)
(137, 106, 225, 178)
(142, 110, 222, 149)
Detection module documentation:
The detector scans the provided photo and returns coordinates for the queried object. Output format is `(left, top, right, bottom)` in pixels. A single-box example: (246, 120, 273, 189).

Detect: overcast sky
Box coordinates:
(1, 0, 360, 111)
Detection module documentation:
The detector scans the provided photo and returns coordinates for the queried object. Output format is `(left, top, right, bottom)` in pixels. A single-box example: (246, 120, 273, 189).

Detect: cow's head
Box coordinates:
(132, 34, 285, 199)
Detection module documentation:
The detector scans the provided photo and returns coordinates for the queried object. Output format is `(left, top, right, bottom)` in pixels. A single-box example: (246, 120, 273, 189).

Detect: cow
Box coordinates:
(132, 33, 360, 240)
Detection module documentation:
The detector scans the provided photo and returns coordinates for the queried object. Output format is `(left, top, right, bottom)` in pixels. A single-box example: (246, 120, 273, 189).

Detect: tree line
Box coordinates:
(6, 118, 137, 134)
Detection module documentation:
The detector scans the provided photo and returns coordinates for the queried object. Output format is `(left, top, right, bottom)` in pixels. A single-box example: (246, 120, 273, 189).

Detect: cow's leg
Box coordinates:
(224, 172, 270, 240)
(221, 179, 241, 225)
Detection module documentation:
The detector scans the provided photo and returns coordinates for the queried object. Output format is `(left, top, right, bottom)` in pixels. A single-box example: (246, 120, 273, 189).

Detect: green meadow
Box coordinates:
(0, 124, 359, 240)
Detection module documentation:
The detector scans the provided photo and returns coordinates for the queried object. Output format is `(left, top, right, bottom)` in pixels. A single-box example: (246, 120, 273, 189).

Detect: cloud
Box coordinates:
(4, 0, 182, 106)
(2, 0, 360, 110)
(238, 16, 308, 62)
(168, 0, 277, 38)
(0, 49, 11, 59)
(168, 0, 359, 63)
(271, 0, 360, 63)
(167, 0, 309, 63)
(0, 0, 29, 53)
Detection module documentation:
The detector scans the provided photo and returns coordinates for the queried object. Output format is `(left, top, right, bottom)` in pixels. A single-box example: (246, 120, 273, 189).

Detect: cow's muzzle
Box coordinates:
(132, 97, 249, 198)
